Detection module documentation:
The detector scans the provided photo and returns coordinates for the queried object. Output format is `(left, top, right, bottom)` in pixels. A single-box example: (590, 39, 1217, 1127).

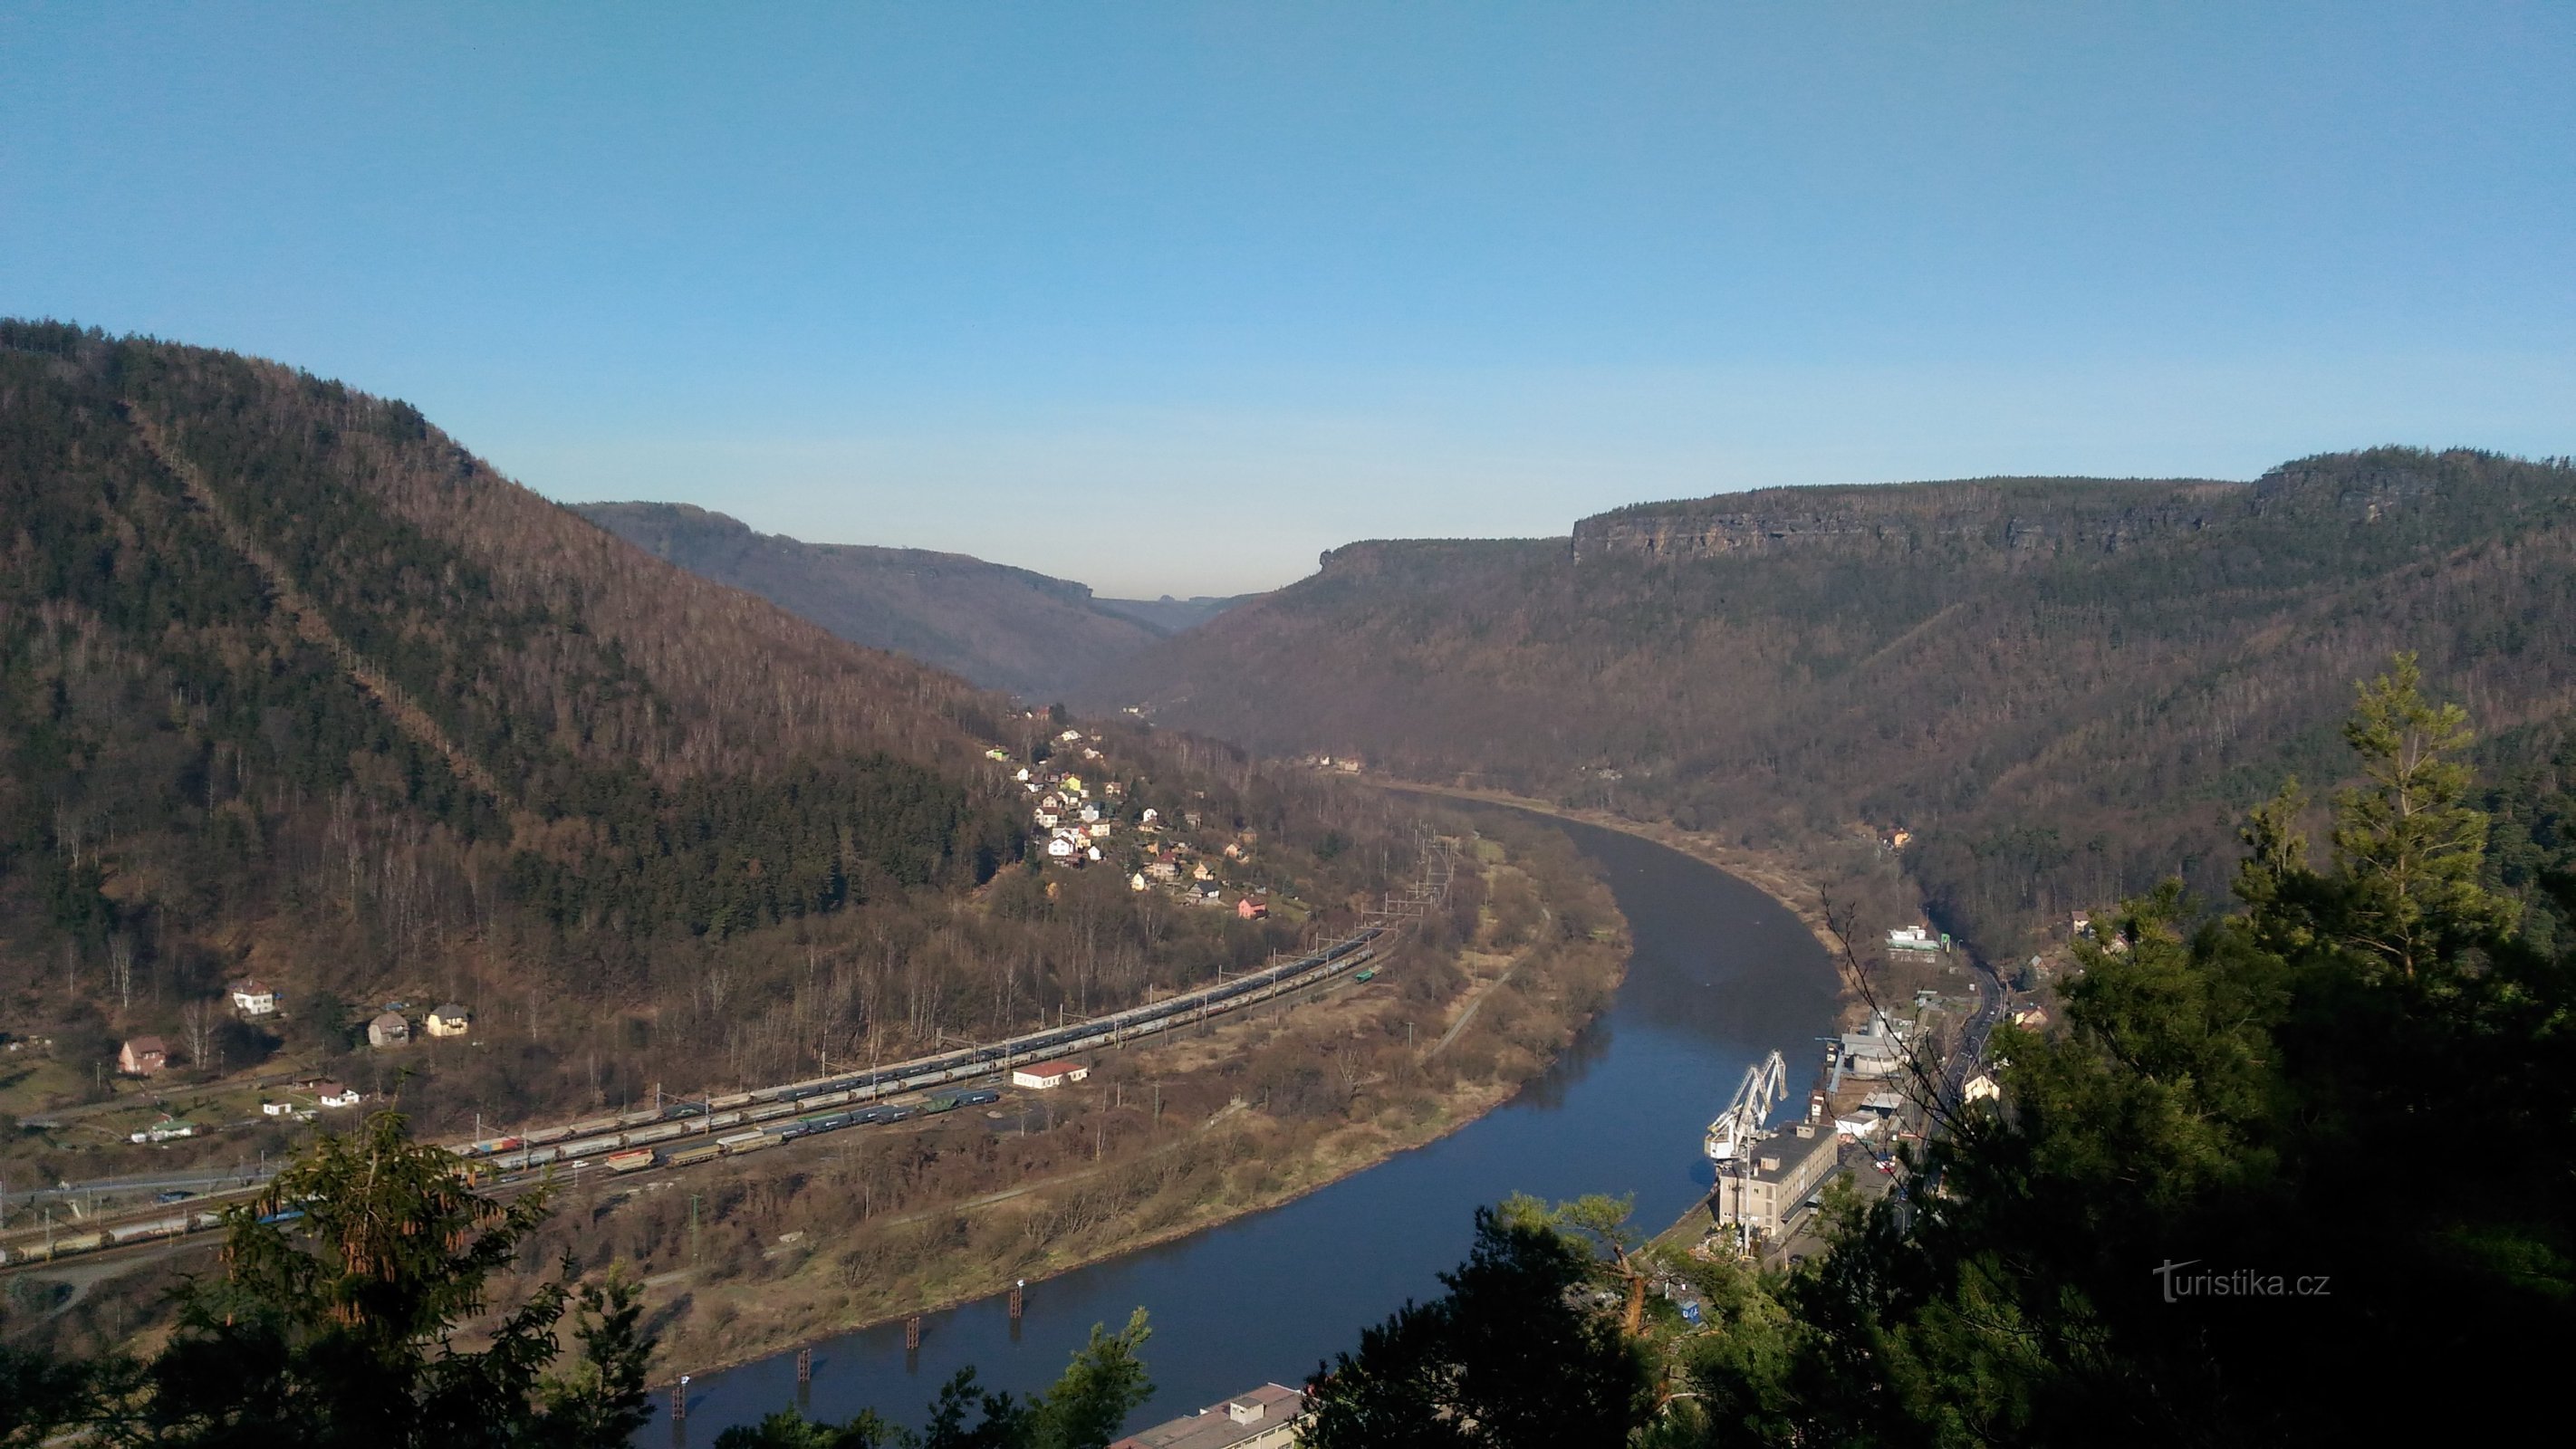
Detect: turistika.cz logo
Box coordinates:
(2152, 1260, 2331, 1303)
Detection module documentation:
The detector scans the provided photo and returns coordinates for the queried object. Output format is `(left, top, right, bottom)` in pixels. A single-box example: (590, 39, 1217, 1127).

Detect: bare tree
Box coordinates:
(181, 998, 216, 1070)
(109, 932, 136, 1012)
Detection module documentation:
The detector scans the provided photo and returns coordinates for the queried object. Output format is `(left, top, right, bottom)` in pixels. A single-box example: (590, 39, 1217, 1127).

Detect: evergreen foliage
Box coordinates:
(2, 1109, 651, 1448)
(709, 1310, 1151, 1449)
(1301, 1206, 1653, 1448)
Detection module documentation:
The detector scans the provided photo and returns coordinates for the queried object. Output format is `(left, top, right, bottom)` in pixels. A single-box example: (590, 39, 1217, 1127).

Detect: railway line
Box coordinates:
(1, 922, 1394, 1271)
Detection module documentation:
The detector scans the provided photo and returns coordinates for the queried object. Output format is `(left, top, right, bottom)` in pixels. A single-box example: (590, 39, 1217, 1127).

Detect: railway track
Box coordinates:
(2, 923, 1397, 1271)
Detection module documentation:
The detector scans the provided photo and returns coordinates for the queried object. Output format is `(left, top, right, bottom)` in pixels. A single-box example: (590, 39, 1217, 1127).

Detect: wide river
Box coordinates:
(659, 816, 1840, 1444)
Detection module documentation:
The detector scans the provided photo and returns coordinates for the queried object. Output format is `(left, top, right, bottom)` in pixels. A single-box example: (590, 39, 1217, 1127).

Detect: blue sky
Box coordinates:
(5, 3, 2571, 596)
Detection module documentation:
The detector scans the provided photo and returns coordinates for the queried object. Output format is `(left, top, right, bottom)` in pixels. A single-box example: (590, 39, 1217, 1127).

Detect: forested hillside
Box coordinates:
(1101, 451, 2576, 957)
(575, 502, 1215, 702)
(0, 322, 1415, 1146)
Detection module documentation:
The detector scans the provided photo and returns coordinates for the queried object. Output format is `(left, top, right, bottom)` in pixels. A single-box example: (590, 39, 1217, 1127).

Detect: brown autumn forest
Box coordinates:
(0, 323, 1427, 1190)
(1096, 452, 2576, 960)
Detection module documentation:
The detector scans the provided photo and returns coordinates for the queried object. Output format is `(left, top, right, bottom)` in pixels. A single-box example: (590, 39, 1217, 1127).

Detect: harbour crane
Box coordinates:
(1704, 1049, 1790, 1164)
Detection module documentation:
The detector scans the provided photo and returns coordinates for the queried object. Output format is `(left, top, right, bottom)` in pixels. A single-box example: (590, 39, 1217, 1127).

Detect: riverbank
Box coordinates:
(513, 820, 1634, 1383)
(1377, 781, 1852, 974)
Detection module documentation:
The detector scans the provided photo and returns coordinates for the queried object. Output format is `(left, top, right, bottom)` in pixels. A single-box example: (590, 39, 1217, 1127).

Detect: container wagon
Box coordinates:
(666, 1142, 721, 1168)
(606, 1148, 658, 1174)
(716, 1130, 770, 1156)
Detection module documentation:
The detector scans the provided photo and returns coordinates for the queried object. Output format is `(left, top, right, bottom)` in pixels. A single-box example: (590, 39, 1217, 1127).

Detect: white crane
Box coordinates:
(1705, 1049, 1790, 1164)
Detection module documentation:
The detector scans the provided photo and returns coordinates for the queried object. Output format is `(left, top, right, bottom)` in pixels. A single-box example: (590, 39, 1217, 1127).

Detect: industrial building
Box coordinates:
(1012, 1059, 1090, 1089)
(1711, 1119, 1841, 1240)
(1110, 1384, 1306, 1449)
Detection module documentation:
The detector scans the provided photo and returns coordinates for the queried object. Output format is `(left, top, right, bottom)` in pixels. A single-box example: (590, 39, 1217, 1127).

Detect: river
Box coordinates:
(658, 816, 1841, 1444)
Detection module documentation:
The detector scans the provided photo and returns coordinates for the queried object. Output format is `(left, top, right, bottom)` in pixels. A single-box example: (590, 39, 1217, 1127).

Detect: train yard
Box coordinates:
(0, 922, 1393, 1271)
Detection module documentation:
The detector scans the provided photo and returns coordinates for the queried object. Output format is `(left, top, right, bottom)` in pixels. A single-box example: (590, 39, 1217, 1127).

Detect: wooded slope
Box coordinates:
(1100, 451, 2576, 955)
(0, 322, 1410, 1137)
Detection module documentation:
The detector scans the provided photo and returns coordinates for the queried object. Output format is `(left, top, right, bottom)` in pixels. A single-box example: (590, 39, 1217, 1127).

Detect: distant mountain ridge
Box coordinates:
(1571, 475, 2242, 562)
(575, 502, 1242, 701)
(1101, 448, 2576, 957)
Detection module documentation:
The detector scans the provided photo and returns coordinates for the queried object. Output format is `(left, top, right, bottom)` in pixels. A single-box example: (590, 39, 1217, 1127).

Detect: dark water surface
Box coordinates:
(658, 818, 1838, 1443)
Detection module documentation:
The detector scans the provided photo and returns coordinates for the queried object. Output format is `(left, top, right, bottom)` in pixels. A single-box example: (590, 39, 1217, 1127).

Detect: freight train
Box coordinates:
(449, 928, 1382, 1174)
(2, 929, 1384, 1269)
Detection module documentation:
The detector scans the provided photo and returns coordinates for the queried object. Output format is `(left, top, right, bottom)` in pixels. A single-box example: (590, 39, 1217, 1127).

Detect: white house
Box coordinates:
(1046, 837, 1077, 859)
(317, 1082, 360, 1108)
(229, 979, 278, 1016)
(425, 1003, 472, 1039)
(1963, 1072, 2002, 1104)
(1012, 1060, 1090, 1089)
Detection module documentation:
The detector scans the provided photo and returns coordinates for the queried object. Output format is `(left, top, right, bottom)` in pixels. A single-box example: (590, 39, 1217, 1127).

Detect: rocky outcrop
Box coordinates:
(1570, 478, 2244, 564)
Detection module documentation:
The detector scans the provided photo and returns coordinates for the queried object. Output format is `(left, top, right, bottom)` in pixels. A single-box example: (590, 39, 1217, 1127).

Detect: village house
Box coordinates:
(1145, 860, 1179, 881)
(316, 1082, 360, 1108)
(228, 979, 278, 1016)
(262, 1099, 295, 1117)
(1046, 837, 1078, 860)
(1129, 871, 1149, 891)
(130, 1117, 195, 1144)
(1963, 1071, 2002, 1104)
(425, 1003, 472, 1039)
(1011, 1059, 1090, 1089)
(368, 1011, 410, 1048)
(118, 1035, 168, 1077)
(1235, 897, 1269, 920)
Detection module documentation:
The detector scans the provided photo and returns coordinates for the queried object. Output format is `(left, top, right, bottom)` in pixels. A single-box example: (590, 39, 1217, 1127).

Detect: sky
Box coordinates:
(5, 4, 2571, 597)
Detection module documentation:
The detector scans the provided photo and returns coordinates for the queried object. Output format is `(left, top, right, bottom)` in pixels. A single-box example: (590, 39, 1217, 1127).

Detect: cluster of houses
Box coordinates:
(1004, 732, 1274, 919)
(1018, 733, 1126, 867)
(112, 986, 473, 1087)
(364, 1001, 473, 1048)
